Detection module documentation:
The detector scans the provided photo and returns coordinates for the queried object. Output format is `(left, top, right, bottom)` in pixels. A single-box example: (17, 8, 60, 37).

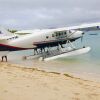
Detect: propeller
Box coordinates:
(81, 32, 85, 43)
(81, 36, 83, 43)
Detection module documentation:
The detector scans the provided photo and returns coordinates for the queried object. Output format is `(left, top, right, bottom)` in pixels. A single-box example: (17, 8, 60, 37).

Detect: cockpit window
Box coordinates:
(64, 31, 66, 35)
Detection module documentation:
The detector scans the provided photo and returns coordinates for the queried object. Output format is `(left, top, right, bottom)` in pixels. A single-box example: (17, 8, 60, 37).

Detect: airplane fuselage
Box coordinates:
(0, 29, 83, 51)
(0, 22, 100, 61)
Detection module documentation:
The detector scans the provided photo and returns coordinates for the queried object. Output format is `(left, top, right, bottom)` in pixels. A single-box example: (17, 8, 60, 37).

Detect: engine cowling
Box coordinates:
(67, 30, 84, 40)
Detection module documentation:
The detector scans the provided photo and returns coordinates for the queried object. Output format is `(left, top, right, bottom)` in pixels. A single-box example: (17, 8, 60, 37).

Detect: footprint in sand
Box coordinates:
(72, 97, 80, 100)
(74, 93, 80, 95)
(4, 90, 8, 93)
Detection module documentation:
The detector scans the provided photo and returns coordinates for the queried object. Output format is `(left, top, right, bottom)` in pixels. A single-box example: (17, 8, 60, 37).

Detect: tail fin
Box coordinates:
(0, 27, 17, 42)
(0, 27, 13, 36)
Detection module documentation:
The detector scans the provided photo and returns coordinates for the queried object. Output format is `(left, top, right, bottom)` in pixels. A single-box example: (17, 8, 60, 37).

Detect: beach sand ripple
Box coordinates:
(0, 62, 100, 100)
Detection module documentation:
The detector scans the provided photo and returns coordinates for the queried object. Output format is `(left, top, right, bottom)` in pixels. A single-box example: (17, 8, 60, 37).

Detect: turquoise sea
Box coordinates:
(8, 30, 100, 81)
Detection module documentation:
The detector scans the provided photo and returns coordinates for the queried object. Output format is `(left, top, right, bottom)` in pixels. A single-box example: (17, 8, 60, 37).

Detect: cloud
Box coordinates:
(0, 0, 100, 29)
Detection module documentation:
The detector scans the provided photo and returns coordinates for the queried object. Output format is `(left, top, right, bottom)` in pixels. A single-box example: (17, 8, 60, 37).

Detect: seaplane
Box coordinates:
(0, 23, 100, 61)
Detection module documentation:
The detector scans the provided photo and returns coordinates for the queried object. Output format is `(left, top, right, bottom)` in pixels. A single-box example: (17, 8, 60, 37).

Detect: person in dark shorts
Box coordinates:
(1, 56, 7, 62)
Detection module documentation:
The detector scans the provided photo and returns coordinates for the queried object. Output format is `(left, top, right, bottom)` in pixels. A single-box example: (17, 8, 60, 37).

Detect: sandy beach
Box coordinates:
(0, 62, 100, 100)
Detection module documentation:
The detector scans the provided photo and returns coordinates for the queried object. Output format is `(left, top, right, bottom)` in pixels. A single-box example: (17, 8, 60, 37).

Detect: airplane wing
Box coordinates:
(55, 22, 100, 32)
(68, 23, 100, 31)
(13, 23, 100, 36)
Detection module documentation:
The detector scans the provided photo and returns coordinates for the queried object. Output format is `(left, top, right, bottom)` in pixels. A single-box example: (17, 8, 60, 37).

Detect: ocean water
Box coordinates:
(8, 30, 100, 81)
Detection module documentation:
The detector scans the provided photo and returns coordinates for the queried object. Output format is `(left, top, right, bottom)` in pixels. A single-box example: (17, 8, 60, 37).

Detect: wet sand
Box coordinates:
(0, 62, 100, 100)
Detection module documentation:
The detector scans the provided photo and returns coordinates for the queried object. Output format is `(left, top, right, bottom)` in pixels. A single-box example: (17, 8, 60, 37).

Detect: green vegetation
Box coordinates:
(8, 29, 17, 33)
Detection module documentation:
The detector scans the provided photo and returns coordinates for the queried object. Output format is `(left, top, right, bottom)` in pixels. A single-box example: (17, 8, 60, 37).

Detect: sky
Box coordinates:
(0, 0, 100, 29)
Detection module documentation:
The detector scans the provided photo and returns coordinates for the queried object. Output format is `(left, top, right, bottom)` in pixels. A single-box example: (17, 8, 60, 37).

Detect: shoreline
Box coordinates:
(9, 59, 100, 82)
(0, 62, 100, 100)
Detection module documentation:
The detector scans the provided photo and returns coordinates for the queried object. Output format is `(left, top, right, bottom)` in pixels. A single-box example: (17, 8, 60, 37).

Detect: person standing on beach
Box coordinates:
(1, 56, 7, 62)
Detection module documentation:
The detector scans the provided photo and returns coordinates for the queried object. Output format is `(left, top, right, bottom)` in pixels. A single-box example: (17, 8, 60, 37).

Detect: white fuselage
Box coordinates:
(0, 29, 83, 58)
(0, 22, 100, 57)
(7, 29, 83, 49)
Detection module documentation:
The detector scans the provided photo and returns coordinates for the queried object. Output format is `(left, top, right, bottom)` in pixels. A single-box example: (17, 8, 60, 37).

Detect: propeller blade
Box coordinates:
(81, 32, 85, 43)
(81, 34, 84, 43)
(81, 36, 83, 43)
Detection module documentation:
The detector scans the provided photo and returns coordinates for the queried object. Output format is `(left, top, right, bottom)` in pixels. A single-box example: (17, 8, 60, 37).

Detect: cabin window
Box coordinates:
(59, 32, 61, 36)
(52, 34, 54, 37)
(15, 36, 18, 38)
(46, 36, 49, 39)
(61, 32, 63, 35)
(56, 33, 58, 36)
(64, 31, 66, 35)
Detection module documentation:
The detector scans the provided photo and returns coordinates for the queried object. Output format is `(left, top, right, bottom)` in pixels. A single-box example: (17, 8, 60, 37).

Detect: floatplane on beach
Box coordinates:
(0, 23, 100, 61)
